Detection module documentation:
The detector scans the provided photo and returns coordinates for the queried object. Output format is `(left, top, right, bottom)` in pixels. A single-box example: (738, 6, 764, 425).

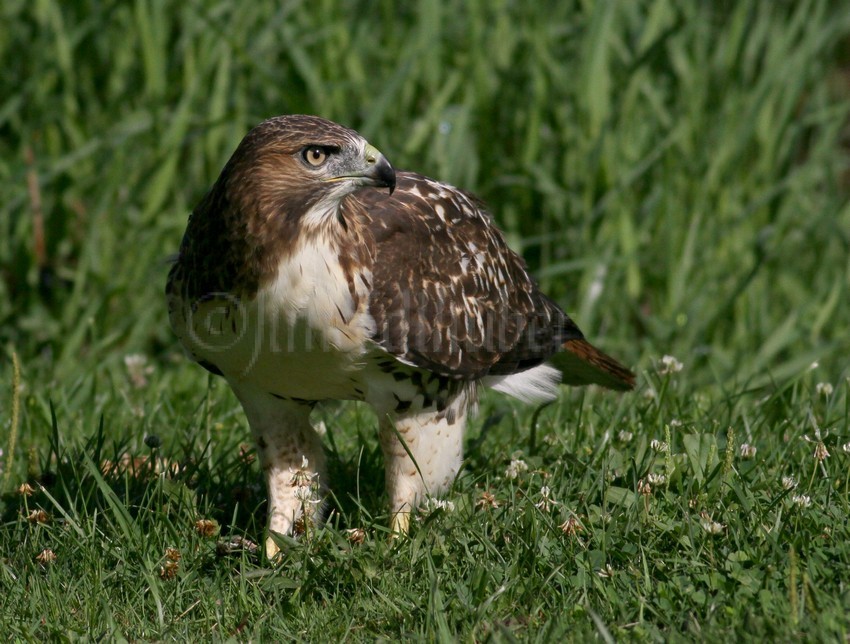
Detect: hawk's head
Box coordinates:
(221, 114, 395, 229)
(177, 115, 396, 295)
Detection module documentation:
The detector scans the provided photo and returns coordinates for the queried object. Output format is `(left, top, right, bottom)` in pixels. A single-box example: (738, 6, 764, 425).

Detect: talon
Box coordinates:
(265, 534, 281, 560)
(390, 511, 410, 538)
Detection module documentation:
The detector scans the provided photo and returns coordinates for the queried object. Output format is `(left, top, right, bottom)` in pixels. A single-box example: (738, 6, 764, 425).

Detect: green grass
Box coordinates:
(2, 0, 850, 639)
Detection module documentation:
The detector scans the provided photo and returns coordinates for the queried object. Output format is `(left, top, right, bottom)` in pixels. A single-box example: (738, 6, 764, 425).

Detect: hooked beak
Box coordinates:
(324, 144, 397, 195)
(362, 144, 396, 195)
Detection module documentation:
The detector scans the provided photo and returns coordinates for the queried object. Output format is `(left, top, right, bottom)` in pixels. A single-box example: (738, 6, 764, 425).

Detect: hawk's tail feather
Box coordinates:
(552, 338, 635, 391)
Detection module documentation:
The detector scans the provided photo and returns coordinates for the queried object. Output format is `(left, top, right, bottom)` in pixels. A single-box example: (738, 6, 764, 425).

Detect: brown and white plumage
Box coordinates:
(167, 115, 634, 557)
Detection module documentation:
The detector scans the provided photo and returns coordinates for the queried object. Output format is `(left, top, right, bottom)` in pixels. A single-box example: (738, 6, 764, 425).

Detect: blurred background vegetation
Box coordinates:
(2, 0, 849, 392)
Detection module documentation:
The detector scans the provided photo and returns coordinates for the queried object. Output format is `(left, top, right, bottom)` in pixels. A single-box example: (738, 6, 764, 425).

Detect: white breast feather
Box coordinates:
(265, 234, 375, 353)
(180, 222, 377, 400)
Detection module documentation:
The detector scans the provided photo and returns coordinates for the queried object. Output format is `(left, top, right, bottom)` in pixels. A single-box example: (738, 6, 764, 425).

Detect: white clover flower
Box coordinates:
(791, 494, 812, 509)
(422, 497, 455, 513)
(669, 419, 683, 428)
(476, 491, 499, 510)
(617, 430, 633, 443)
(559, 515, 583, 537)
(650, 439, 669, 453)
(815, 382, 833, 397)
(344, 528, 366, 546)
(647, 473, 667, 486)
(124, 353, 154, 389)
(700, 519, 724, 535)
(813, 442, 830, 462)
(842, 442, 850, 454)
(739, 443, 757, 459)
(597, 563, 615, 579)
(293, 485, 320, 504)
(289, 455, 318, 488)
(344, 527, 366, 544)
(781, 475, 798, 490)
(504, 458, 529, 480)
(535, 486, 557, 511)
(18, 482, 36, 496)
(36, 549, 57, 565)
(659, 355, 684, 375)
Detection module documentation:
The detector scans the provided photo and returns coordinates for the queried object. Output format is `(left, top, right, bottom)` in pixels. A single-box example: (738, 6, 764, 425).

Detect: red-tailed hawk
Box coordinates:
(167, 115, 634, 557)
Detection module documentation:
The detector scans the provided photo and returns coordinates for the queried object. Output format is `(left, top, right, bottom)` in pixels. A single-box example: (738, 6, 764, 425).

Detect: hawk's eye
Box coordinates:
(302, 146, 329, 167)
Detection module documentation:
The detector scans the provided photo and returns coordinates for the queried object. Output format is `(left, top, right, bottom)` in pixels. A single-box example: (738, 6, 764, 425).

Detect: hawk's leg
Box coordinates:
(230, 384, 326, 559)
(378, 393, 469, 536)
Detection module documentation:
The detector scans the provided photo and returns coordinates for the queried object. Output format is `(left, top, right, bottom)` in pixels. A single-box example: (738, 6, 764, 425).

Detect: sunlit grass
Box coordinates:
(2, 0, 850, 639)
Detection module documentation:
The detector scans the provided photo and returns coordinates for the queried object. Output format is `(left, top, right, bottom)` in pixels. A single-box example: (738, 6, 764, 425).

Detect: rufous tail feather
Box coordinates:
(551, 338, 635, 391)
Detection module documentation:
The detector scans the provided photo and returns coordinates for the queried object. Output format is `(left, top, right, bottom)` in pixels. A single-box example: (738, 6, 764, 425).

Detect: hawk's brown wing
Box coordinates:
(351, 172, 634, 390)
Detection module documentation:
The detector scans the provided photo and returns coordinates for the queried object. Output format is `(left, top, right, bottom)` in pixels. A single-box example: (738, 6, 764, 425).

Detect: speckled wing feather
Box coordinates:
(352, 172, 590, 380)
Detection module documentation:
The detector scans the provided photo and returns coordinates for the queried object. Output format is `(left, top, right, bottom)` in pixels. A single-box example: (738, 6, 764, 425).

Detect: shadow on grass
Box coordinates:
(0, 408, 393, 548)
